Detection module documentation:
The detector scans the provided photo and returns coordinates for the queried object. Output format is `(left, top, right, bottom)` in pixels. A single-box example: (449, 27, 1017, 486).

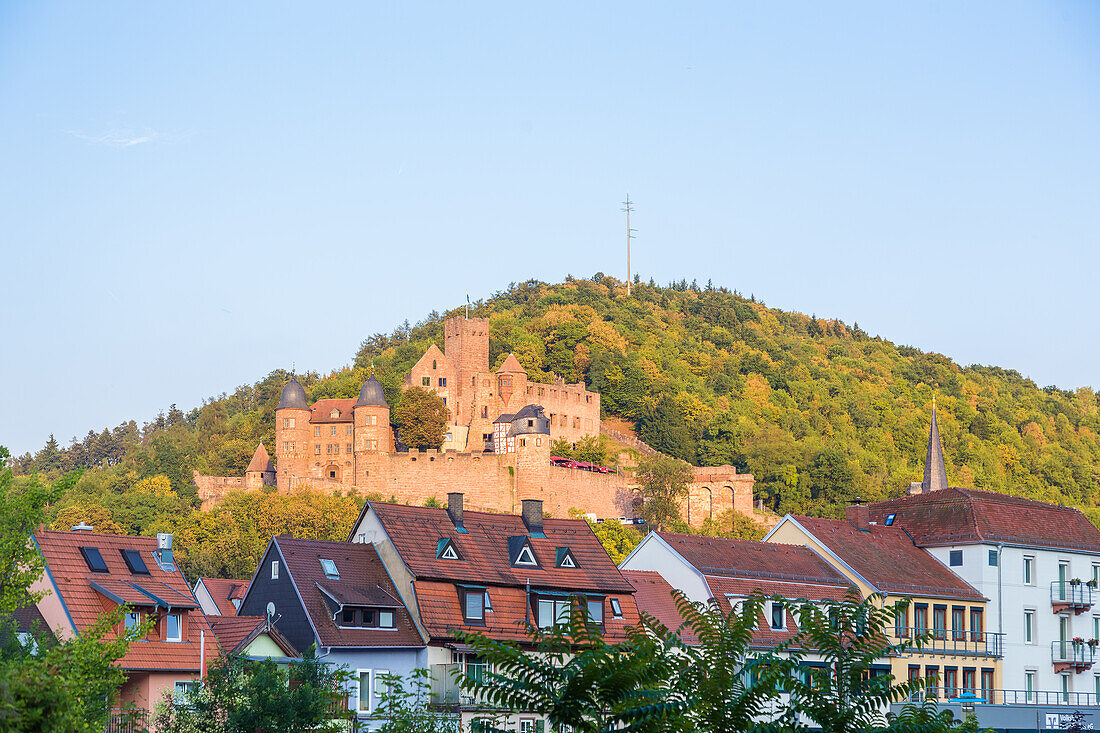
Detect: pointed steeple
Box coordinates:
(922, 398, 949, 492)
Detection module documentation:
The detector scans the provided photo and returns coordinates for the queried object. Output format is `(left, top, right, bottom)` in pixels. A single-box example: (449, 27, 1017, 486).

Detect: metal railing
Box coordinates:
(1052, 640, 1097, 669)
(913, 689, 1100, 707)
(890, 627, 1004, 658)
(429, 663, 492, 709)
(104, 708, 148, 733)
(1051, 580, 1094, 610)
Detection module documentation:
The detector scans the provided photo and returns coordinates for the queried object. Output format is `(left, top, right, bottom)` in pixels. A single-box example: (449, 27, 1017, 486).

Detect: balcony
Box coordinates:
(429, 663, 492, 710)
(891, 628, 1004, 658)
(1052, 640, 1097, 674)
(1051, 580, 1094, 615)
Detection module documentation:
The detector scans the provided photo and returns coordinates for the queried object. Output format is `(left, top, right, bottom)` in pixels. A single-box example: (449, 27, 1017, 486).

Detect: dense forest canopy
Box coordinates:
(12, 274, 1100, 572)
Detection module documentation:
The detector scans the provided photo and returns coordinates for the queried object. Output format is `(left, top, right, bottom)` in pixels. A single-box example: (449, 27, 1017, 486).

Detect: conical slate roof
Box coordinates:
(496, 353, 525, 374)
(355, 376, 388, 408)
(246, 443, 274, 473)
(277, 378, 309, 410)
(922, 402, 949, 492)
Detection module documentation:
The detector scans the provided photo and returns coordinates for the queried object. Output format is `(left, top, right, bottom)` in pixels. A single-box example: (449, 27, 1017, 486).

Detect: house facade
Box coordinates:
(28, 528, 218, 715)
(236, 536, 426, 728)
(764, 510, 1003, 699)
(867, 488, 1100, 705)
(193, 576, 249, 616)
(348, 493, 642, 731)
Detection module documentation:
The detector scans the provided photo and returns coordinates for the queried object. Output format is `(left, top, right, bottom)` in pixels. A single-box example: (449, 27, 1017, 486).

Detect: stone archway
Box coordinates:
(325, 464, 341, 482)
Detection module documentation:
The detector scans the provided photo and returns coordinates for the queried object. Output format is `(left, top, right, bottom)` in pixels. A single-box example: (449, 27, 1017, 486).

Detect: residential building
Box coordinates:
(28, 528, 218, 716)
(207, 615, 299, 662)
(764, 510, 1003, 700)
(193, 576, 249, 616)
(348, 493, 642, 731)
(236, 536, 425, 727)
(867, 488, 1100, 705)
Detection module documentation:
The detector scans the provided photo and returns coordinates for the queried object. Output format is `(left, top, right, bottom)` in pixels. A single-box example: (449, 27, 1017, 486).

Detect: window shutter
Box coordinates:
(535, 721, 545, 733)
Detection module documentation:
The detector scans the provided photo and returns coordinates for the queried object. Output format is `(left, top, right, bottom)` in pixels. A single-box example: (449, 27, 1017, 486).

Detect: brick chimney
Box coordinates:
(521, 499, 544, 537)
(846, 502, 870, 532)
(447, 492, 464, 530)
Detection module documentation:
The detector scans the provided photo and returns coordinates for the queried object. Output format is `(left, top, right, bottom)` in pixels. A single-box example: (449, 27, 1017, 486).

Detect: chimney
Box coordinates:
(154, 533, 175, 569)
(846, 502, 870, 531)
(71, 522, 94, 532)
(522, 499, 544, 537)
(447, 493, 464, 531)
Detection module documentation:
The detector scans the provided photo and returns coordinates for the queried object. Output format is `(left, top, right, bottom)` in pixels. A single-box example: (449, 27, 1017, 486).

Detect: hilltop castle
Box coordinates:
(195, 315, 759, 526)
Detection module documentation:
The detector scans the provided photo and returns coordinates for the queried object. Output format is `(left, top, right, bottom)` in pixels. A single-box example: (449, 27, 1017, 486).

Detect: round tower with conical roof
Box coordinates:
(354, 376, 392, 484)
(275, 377, 312, 491)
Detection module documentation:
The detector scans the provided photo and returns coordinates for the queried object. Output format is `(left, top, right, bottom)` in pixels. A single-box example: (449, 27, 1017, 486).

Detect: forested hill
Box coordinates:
(14, 275, 1100, 522)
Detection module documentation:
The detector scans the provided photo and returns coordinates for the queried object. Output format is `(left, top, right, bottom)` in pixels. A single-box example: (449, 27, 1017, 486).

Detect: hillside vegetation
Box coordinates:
(13, 275, 1100, 569)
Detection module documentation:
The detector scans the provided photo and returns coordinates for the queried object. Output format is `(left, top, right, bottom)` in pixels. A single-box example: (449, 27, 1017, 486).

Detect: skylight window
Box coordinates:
(437, 538, 462, 560)
(120, 549, 149, 575)
(884, 513, 896, 526)
(610, 598, 623, 619)
(80, 546, 109, 573)
(555, 548, 577, 569)
(320, 558, 339, 579)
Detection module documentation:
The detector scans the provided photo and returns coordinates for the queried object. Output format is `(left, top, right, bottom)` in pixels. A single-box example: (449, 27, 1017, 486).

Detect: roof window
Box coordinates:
(610, 598, 623, 618)
(320, 558, 339, 579)
(330, 409, 341, 419)
(515, 545, 538, 567)
(555, 548, 577, 569)
(80, 546, 109, 573)
(121, 549, 150, 575)
(437, 538, 462, 561)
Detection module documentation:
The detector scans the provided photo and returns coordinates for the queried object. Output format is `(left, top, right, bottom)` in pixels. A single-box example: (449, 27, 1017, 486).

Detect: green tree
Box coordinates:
(638, 395, 696, 463)
(0, 447, 66, 614)
(376, 669, 459, 733)
(393, 387, 451, 451)
(570, 510, 642, 564)
(634, 454, 695, 531)
(153, 649, 351, 733)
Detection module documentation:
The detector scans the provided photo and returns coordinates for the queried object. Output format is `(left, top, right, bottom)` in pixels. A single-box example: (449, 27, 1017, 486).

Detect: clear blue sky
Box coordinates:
(2, 2, 1098, 457)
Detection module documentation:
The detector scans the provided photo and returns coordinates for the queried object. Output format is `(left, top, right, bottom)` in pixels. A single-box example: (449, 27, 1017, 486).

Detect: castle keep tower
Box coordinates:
(353, 376, 392, 484)
(274, 377, 311, 491)
(444, 316, 489, 426)
(511, 405, 552, 499)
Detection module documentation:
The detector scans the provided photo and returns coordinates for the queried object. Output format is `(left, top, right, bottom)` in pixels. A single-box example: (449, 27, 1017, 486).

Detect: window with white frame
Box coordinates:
(166, 613, 182, 642)
(374, 670, 390, 700)
(1062, 674, 1071, 703)
(271, 560, 279, 580)
(537, 597, 571, 629)
(769, 601, 786, 631)
(174, 681, 198, 704)
(124, 611, 141, 631)
(1025, 670, 1036, 703)
(519, 720, 536, 733)
(1024, 610, 1035, 644)
(357, 670, 372, 712)
(610, 598, 623, 619)
(1023, 556, 1035, 585)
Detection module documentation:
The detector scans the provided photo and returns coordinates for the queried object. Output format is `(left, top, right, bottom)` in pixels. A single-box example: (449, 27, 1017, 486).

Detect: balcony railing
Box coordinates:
(1052, 640, 1097, 673)
(911, 689, 1100, 707)
(105, 708, 149, 733)
(890, 628, 1004, 658)
(429, 663, 493, 709)
(1051, 580, 1094, 614)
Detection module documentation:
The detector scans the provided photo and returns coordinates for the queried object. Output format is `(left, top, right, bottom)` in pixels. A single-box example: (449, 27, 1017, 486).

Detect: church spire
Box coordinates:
(922, 398, 949, 492)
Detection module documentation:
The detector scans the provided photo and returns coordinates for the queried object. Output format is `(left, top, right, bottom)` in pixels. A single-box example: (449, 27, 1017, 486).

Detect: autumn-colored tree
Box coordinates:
(634, 454, 694, 531)
(392, 387, 451, 451)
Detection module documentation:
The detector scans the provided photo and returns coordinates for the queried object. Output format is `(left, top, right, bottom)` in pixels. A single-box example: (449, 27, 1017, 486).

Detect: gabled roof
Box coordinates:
(365, 502, 635, 594)
(198, 577, 250, 616)
(309, 399, 357, 424)
(653, 532, 851, 587)
(868, 488, 1100, 553)
(246, 443, 274, 474)
(208, 615, 300, 657)
(787, 516, 985, 601)
(34, 530, 218, 672)
(621, 569, 697, 643)
(273, 536, 422, 648)
(496, 353, 525, 374)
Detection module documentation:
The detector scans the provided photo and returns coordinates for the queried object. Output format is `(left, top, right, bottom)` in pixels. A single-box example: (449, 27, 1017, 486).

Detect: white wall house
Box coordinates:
(869, 488, 1100, 705)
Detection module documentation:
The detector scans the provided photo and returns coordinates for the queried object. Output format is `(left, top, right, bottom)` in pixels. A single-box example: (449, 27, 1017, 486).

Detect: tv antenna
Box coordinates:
(622, 195, 636, 296)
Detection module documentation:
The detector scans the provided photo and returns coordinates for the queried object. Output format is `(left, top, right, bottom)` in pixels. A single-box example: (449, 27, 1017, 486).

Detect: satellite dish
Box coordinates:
(266, 602, 276, 619)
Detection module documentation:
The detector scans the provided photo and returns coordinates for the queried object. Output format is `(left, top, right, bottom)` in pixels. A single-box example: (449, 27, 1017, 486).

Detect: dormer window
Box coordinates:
(337, 606, 396, 629)
(508, 537, 540, 567)
(460, 587, 487, 624)
(320, 558, 339, 579)
(515, 545, 538, 567)
(437, 539, 462, 561)
(330, 409, 341, 419)
(555, 548, 577, 569)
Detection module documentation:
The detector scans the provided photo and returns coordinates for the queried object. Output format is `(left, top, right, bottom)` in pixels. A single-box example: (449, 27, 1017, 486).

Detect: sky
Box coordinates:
(1, 1, 1098, 457)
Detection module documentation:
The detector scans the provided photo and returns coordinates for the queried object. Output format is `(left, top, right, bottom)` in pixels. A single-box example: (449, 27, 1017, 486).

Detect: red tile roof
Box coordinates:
(654, 531, 852, 586)
(788, 516, 985, 601)
(867, 488, 1100, 552)
(246, 443, 274, 473)
(413, 580, 640, 643)
(208, 615, 298, 657)
(621, 570, 696, 643)
(310, 399, 357, 424)
(198, 577, 249, 616)
(274, 536, 423, 648)
(35, 530, 218, 672)
(369, 502, 636, 594)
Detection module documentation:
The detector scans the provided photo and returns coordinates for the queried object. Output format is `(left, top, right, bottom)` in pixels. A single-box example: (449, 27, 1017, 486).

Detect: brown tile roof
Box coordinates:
(208, 615, 299, 657)
(198, 577, 249, 616)
(309, 398, 357, 424)
(654, 532, 852, 587)
(496, 353, 525, 374)
(621, 570, 697, 643)
(867, 488, 1100, 552)
(246, 443, 274, 473)
(413, 580, 640, 643)
(788, 516, 985, 601)
(34, 530, 218, 672)
(274, 536, 423, 648)
(369, 502, 635, 594)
